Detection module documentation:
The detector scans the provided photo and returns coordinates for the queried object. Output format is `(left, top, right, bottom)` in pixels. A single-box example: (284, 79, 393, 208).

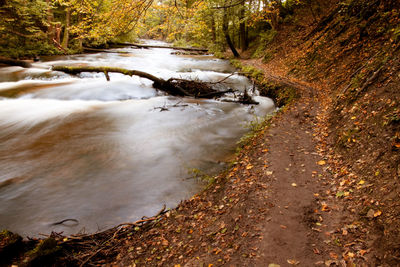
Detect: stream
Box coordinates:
(0, 41, 275, 237)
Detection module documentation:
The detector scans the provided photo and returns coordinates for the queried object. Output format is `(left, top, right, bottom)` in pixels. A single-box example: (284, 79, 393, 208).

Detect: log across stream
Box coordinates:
(52, 66, 257, 103)
(0, 40, 274, 236)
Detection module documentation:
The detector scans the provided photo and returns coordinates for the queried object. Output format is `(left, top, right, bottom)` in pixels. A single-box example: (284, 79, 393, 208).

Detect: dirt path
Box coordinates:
(251, 97, 346, 266)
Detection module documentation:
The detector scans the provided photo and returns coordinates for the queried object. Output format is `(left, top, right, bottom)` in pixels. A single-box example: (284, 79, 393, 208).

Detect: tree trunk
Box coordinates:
(222, 3, 240, 58)
(62, 7, 70, 49)
(46, 0, 55, 43)
(211, 15, 217, 43)
(239, 1, 248, 51)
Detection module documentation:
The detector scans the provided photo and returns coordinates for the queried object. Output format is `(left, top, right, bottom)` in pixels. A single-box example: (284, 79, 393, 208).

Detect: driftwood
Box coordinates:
(52, 66, 250, 102)
(0, 56, 32, 68)
(114, 42, 208, 52)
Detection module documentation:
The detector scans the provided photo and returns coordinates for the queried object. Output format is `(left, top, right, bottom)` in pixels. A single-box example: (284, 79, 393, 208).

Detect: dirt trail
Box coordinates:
(252, 96, 346, 266)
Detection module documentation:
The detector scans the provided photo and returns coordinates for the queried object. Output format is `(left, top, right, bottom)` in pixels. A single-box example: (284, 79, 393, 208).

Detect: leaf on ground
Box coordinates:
(329, 252, 338, 259)
(291, 183, 297, 187)
(161, 238, 169, 246)
(358, 180, 365, 185)
(246, 164, 253, 170)
(266, 171, 273, 176)
(373, 210, 382, 217)
(336, 191, 344, 198)
(347, 252, 355, 258)
(324, 260, 337, 266)
(321, 203, 330, 212)
(268, 264, 280, 267)
(287, 259, 300, 265)
(317, 160, 326, 165)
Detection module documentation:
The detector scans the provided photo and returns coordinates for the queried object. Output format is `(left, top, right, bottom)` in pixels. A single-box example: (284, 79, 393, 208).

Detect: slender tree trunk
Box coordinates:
(62, 7, 70, 49)
(46, 0, 55, 42)
(307, 0, 317, 23)
(211, 14, 216, 43)
(222, 3, 240, 58)
(239, 1, 247, 51)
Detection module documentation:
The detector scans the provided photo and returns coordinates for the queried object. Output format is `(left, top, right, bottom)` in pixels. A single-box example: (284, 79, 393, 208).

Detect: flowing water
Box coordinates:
(0, 41, 275, 236)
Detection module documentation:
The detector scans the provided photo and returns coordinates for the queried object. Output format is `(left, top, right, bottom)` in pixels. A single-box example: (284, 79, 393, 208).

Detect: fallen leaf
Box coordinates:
(321, 204, 330, 212)
(329, 252, 338, 259)
(266, 171, 273, 176)
(324, 260, 336, 266)
(280, 225, 287, 229)
(373, 210, 382, 217)
(318, 160, 326, 165)
(161, 238, 169, 246)
(246, 164, 253, 170)
(287, 259, 300, 265)
(336, 191, 344, 198)
(291, 183, 297, 187)
(268, 264, 280, 267)
(358, 180, 365, 185)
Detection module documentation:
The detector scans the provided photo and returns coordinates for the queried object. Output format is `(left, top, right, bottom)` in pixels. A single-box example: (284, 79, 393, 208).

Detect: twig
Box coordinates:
(51, 218, 79, 226)
(208, 73, 236, 84)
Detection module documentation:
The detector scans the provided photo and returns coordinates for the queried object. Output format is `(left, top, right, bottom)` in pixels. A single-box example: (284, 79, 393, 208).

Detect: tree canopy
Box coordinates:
(0, 0, 311, 57)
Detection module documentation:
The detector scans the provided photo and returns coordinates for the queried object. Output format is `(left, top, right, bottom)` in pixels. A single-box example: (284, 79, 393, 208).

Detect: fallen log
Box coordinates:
(114, 42, 208, 52)
(0, 56, 32, 68)
(52, 65, 257, 103)
(83, 47, 129, 54)
(52, 65, 163, 84)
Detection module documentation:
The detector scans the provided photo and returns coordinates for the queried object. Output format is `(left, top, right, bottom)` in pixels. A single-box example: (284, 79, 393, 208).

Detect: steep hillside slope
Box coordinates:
(254, 0, 400, 264)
